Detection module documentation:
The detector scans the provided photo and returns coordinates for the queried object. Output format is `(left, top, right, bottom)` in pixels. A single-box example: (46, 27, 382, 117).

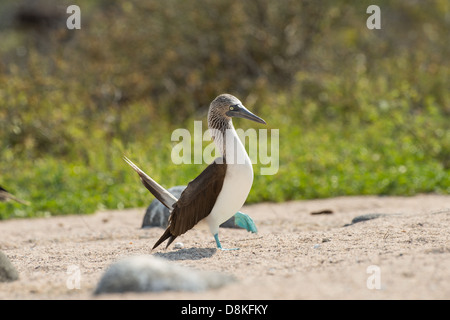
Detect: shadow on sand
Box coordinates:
(153, 247, 216, 261)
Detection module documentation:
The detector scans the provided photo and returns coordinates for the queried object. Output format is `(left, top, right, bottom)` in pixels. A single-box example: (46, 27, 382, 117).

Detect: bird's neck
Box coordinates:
(208, 116, 232, 159)
(208, 118, 249, 165)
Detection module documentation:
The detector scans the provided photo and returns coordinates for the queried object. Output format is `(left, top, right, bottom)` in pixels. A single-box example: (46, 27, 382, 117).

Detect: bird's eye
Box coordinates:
(229, 106, 234, 110)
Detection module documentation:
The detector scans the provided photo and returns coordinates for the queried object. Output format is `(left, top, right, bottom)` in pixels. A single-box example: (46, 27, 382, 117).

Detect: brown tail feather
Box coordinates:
(165, 235, 177, 249)
(152, 227, 177, 250)
(123, 156, 178, 209)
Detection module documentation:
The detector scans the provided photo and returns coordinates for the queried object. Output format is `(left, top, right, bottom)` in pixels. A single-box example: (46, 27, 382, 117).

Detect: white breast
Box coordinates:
(203, 128, 254, 235)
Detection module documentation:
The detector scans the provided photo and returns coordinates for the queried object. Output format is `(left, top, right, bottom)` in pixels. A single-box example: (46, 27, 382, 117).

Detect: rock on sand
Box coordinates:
(94, 255, 234, 295)
(0, 251, 19, 282)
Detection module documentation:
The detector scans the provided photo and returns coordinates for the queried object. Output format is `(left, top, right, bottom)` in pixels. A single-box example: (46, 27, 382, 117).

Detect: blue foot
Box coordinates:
(234, 211, 258, 233)
(214, 233, 239, 251)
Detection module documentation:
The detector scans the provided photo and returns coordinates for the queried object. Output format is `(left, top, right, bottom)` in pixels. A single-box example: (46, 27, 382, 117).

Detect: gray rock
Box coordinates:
(94, 255, 235, 295)
(0, 251, 19, 282)
(142, 186, 183, 228)
(142, 185, 239, 229)
(344, 213, 400, 226)
(351, 213, 386, 224)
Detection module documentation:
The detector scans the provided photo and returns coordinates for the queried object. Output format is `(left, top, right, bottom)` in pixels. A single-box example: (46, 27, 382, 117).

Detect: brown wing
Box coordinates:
(169, 157, 227, 236)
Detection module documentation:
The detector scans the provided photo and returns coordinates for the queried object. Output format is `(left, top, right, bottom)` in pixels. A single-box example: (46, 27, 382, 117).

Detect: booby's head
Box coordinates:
(208, 94, 266, 131)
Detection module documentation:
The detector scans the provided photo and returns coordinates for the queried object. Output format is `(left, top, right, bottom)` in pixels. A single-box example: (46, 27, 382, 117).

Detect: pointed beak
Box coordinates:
(226, 105, 266, 124)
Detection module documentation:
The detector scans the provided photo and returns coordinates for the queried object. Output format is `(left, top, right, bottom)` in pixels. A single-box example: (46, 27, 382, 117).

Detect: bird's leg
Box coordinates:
(234, 211, 257, 233)
(214, 233, 239, 251)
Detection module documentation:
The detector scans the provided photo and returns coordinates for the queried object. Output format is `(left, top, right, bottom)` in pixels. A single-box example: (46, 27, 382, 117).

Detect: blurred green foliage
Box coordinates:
(0, 0, 449, 218)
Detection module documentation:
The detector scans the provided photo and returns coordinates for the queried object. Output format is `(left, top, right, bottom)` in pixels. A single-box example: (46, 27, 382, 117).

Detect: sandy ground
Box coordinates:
(0, 194, 449, 300)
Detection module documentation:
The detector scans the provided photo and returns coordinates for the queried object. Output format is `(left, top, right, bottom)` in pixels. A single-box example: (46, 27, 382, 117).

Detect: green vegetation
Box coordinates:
(0, 0, 448, 219)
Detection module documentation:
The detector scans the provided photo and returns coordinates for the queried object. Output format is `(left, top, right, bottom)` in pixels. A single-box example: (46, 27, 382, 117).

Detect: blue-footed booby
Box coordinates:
(124, 94, 265, 250)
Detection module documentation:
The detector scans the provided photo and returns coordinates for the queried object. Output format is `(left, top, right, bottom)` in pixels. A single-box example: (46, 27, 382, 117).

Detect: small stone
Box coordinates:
(173, 242, 184, 249)
(310, 209, 334, 215)
(351, 213, 385, 224)
(0, 251, 19, 282)
(344, 213, 397, 226)
(313, 244, 321, 249)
